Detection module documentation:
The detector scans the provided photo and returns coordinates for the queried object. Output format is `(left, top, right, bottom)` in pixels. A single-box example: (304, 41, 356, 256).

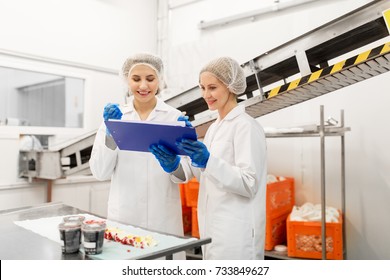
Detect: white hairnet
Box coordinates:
(121, 53, 164, 89)
(200, 57, 247, 95)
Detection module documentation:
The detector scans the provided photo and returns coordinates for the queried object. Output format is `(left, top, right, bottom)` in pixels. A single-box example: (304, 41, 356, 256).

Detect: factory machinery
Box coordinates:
(19, 131, 96, 181)
(19, 0, 390, 181)
(165, 0, 390, 138)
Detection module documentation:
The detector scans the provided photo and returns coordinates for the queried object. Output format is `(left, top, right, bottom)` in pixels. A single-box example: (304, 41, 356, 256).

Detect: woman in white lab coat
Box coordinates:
(89, 54, 187, 250)
(152, 57, 267, 259)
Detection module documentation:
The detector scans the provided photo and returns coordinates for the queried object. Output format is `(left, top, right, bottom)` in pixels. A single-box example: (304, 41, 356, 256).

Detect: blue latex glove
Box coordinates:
(103, 103, 122, 121)
(149, 144, 180, 173)
(178, 115, 192, 127)
(176, 138, 209, 168)
(103, 103, 122, 135)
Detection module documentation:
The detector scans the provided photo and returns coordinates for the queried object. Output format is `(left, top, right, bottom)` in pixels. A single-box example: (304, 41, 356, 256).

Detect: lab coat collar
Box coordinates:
(154, 96, 173, 112)
(120, 95, 169, 114)
(216, 104, 245, 123)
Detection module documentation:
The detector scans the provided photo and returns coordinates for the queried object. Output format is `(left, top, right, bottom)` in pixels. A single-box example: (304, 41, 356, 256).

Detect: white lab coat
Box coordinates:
(173, 105, 267, 260)
(89, 96, 184, 238)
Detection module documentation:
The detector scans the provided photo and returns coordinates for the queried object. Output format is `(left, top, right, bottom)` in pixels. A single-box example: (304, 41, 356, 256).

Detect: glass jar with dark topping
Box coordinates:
(58, 221, 82, 254)
(82, 220, 106, 255)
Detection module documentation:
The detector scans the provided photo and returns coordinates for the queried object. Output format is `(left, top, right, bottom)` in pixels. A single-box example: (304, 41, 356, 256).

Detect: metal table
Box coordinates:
(0, 202, 211, 260)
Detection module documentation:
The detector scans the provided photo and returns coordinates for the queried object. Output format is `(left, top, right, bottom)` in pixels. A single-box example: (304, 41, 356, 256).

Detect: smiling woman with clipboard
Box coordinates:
(89, 53, 192, 260)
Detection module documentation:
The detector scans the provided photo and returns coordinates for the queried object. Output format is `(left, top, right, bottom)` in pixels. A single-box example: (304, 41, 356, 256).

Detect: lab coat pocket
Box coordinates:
(209, 214, 254, 259)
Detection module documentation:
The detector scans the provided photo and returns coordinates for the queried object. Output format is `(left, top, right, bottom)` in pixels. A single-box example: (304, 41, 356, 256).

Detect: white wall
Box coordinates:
(0, 0, 157, 69)
(0, 0, 158, 214)
(164, 0, 390, 259)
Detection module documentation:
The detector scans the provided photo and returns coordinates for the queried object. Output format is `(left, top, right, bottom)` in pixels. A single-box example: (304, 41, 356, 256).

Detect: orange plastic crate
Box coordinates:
(191, 207, 199, 238)
(264, 177, 294, 250)
(266, 177, 295, 219)
(184, 178, 199, 207)
(182, 205, 192, 234)
(265, 212, 289, 251)
(286, 213, 343, 260)
(179, 183, 186, 206)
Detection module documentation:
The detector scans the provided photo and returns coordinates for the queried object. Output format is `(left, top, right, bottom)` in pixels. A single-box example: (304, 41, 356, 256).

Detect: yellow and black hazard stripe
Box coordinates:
(266, 41, 390, 99)
(383, 8, 390, 33)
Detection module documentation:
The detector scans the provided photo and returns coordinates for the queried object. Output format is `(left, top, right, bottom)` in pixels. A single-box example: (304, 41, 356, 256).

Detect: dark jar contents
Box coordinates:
(58, 221, 82, 254)
(82, 220, 106, 255)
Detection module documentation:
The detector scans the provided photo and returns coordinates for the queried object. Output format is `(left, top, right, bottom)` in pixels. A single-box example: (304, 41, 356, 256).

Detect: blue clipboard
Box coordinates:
(105, 120, 197, 155)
